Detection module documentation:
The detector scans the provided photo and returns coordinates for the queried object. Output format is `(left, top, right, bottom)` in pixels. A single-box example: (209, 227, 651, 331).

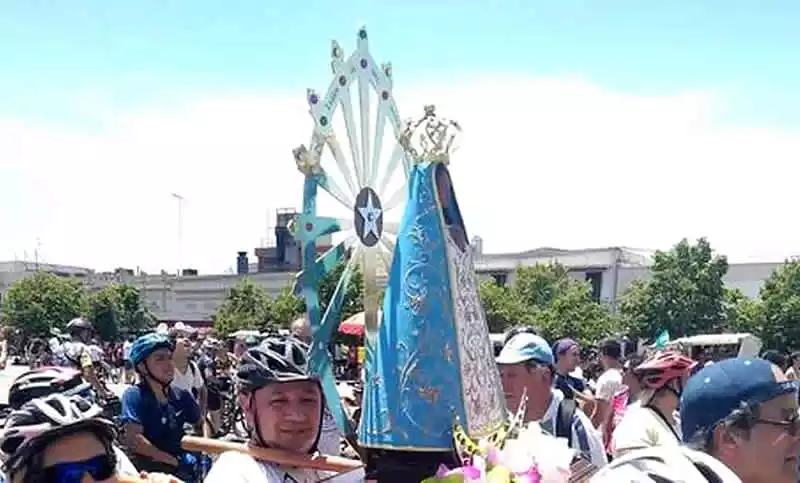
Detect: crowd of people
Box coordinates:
(493, 328, 798, 483)
(0, 314, 795, 482)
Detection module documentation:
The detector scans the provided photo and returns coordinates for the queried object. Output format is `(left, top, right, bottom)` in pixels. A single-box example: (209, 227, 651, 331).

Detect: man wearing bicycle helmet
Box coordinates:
(611, 351, 697, 458)
(204, 337, 365, 483)
(62, 317, 111, 399)
(120, 332, 201, 479)
(593, 357, 800, 483)
(0, 393, 143, 481)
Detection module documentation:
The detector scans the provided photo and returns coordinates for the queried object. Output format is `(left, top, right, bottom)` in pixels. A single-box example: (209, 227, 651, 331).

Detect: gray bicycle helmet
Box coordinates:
(237, 337, 314, 392)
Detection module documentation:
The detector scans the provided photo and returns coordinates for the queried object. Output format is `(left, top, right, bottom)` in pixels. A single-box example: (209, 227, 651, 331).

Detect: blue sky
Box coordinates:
(2, 1, 799, 128)
(2, 1, 800, 272)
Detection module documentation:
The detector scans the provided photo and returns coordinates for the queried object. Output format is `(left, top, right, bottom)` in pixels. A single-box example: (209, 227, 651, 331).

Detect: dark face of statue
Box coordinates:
(436, 165, 452, 210)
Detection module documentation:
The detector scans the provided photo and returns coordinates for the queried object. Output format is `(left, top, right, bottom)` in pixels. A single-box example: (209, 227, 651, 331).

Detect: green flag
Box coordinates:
(654, 329, 670, 349)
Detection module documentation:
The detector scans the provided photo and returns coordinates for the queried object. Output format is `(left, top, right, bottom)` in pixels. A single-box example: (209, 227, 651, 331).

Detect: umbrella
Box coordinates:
(338, 310, 381, 337)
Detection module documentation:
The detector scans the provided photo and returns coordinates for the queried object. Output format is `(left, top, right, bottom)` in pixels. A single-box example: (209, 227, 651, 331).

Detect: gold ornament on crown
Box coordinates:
(398, 105, 462, 165)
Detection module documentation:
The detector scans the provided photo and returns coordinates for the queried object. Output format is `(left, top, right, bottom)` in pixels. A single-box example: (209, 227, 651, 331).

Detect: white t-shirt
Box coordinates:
(171, 361, 204, 397)
(204, 450, 365, 483)
(611, 405, 682, 458)
(596, 368, 623, 436)
(88, 344, 104, 363)
(596, 368, 623, 401)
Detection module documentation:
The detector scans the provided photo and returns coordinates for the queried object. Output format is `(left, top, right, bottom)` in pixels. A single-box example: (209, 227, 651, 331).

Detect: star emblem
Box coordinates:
(354, 188, 383, 246)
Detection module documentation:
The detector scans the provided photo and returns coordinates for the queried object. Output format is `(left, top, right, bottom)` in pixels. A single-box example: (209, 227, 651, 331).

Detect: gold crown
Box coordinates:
(398, 105, 462, 165)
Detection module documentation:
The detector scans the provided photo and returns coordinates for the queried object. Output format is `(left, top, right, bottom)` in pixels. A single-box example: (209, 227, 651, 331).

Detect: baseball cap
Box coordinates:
(496, 333, 554, 366)
(552, 338, 579, 362)
(680, 357, 798, 443)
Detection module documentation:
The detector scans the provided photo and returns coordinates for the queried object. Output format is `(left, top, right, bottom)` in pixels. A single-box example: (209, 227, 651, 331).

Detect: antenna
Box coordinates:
(265, 205, 271, 248)
(266, 208, 275, 248)
(35, 238, 41, 268)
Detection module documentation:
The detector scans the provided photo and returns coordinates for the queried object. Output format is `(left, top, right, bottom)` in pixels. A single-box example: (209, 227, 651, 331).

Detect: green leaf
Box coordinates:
(1, 271, 87, 337)
(619, 238, 730, 340)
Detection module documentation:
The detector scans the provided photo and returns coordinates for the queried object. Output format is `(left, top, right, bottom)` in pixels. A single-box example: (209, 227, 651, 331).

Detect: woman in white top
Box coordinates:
(611, 351, 698, 458)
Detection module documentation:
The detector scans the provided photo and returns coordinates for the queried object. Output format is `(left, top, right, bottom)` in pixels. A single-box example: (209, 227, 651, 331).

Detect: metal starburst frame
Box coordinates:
(291, 26, 411, 438)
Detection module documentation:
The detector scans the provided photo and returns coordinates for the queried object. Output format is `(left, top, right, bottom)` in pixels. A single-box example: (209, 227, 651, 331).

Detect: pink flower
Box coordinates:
(435, 464, 455, 478)
(513, 465, 542, 483)
(434, 464, 482, 482)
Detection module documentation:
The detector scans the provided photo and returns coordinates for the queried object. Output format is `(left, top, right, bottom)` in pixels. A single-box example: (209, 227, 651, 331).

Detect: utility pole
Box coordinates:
(171, 193, 184, 277)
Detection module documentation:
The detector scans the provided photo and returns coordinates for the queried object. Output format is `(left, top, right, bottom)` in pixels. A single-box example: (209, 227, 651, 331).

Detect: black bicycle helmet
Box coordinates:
(237, 337, 324, 453)
(237, 337, 314, 392)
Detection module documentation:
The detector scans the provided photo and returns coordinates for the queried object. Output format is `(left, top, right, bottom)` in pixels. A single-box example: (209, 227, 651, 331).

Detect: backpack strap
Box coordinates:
(555, 397, 576, 440)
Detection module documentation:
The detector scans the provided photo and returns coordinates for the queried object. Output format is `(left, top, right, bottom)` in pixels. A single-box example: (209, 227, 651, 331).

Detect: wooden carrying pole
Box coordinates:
(181, 436, 364, 473)
(117, 476, 149, 483)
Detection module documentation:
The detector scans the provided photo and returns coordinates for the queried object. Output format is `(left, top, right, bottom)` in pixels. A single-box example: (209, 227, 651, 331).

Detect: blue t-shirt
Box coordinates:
(120, 383, 200, 457)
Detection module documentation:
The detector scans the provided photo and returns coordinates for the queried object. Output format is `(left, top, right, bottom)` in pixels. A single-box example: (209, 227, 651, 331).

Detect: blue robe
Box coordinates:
(359, 161, 506, 451)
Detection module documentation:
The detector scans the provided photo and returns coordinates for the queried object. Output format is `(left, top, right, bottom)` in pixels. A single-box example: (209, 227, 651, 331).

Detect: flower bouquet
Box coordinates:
(422, 395, 577, 483)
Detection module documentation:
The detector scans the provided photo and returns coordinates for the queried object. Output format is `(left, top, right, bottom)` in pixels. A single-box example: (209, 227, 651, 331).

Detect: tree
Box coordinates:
(213, 278, 272, 336)
(513, 264, 619, 346)
(1, 271, 86, 336)
(620, 238, 728, 340)
(478, 280, 534, 333)
(317, 261, 364, 320)
(269, 287, 306, 328)
(758, 259, 800, 350)
(85, 284, 154, 341)
(479, 264, 619, 346)
(723, 288, 763, 336)
(85, 287, 121, 341)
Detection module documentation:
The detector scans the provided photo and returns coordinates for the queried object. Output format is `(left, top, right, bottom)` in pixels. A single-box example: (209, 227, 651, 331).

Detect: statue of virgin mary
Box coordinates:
(359, 107, 506, 481)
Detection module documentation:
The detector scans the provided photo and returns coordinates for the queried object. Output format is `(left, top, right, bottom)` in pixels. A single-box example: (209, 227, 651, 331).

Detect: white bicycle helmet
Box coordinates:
(590, 446, 742, 483)
(8, 366, 91, 409)
(0, 394, 113, 459)
(66, 317, 92, 333)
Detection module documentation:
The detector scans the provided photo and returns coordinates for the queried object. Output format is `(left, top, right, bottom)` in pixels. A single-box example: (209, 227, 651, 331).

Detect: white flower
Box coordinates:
(498, 422, 575, 483)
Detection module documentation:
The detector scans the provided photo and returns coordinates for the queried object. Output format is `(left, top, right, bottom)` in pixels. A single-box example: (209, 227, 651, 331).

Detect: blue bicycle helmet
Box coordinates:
(129, 333, 174, 366)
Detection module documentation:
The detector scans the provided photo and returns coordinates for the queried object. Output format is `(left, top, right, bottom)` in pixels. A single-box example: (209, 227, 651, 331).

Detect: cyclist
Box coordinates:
(199, 337, 234, 437)
(593, 357, 798, 483)
(611, 351, 697, 458)
(204, 337, 365, 483)
(61, 317, 110, 398)
(168, 325, 207, 434)
(0, 393, 143, 479)
(120, 332, 201, 480)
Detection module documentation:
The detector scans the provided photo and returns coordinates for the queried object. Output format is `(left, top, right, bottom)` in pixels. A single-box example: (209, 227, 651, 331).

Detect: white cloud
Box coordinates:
(1, 75, 799, 274)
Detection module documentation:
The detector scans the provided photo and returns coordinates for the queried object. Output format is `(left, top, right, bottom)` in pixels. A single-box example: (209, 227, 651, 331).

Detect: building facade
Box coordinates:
(473, 245, 783, 312)
(0, 246, 786, 327)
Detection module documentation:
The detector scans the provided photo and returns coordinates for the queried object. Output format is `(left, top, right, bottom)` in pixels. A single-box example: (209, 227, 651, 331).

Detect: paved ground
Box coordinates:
(0, 365, 128, 405)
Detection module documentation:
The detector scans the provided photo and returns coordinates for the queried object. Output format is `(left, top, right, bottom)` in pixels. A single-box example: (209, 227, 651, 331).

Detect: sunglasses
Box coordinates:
(756, 413, 800, 437)
(40, 454, 116, 483)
